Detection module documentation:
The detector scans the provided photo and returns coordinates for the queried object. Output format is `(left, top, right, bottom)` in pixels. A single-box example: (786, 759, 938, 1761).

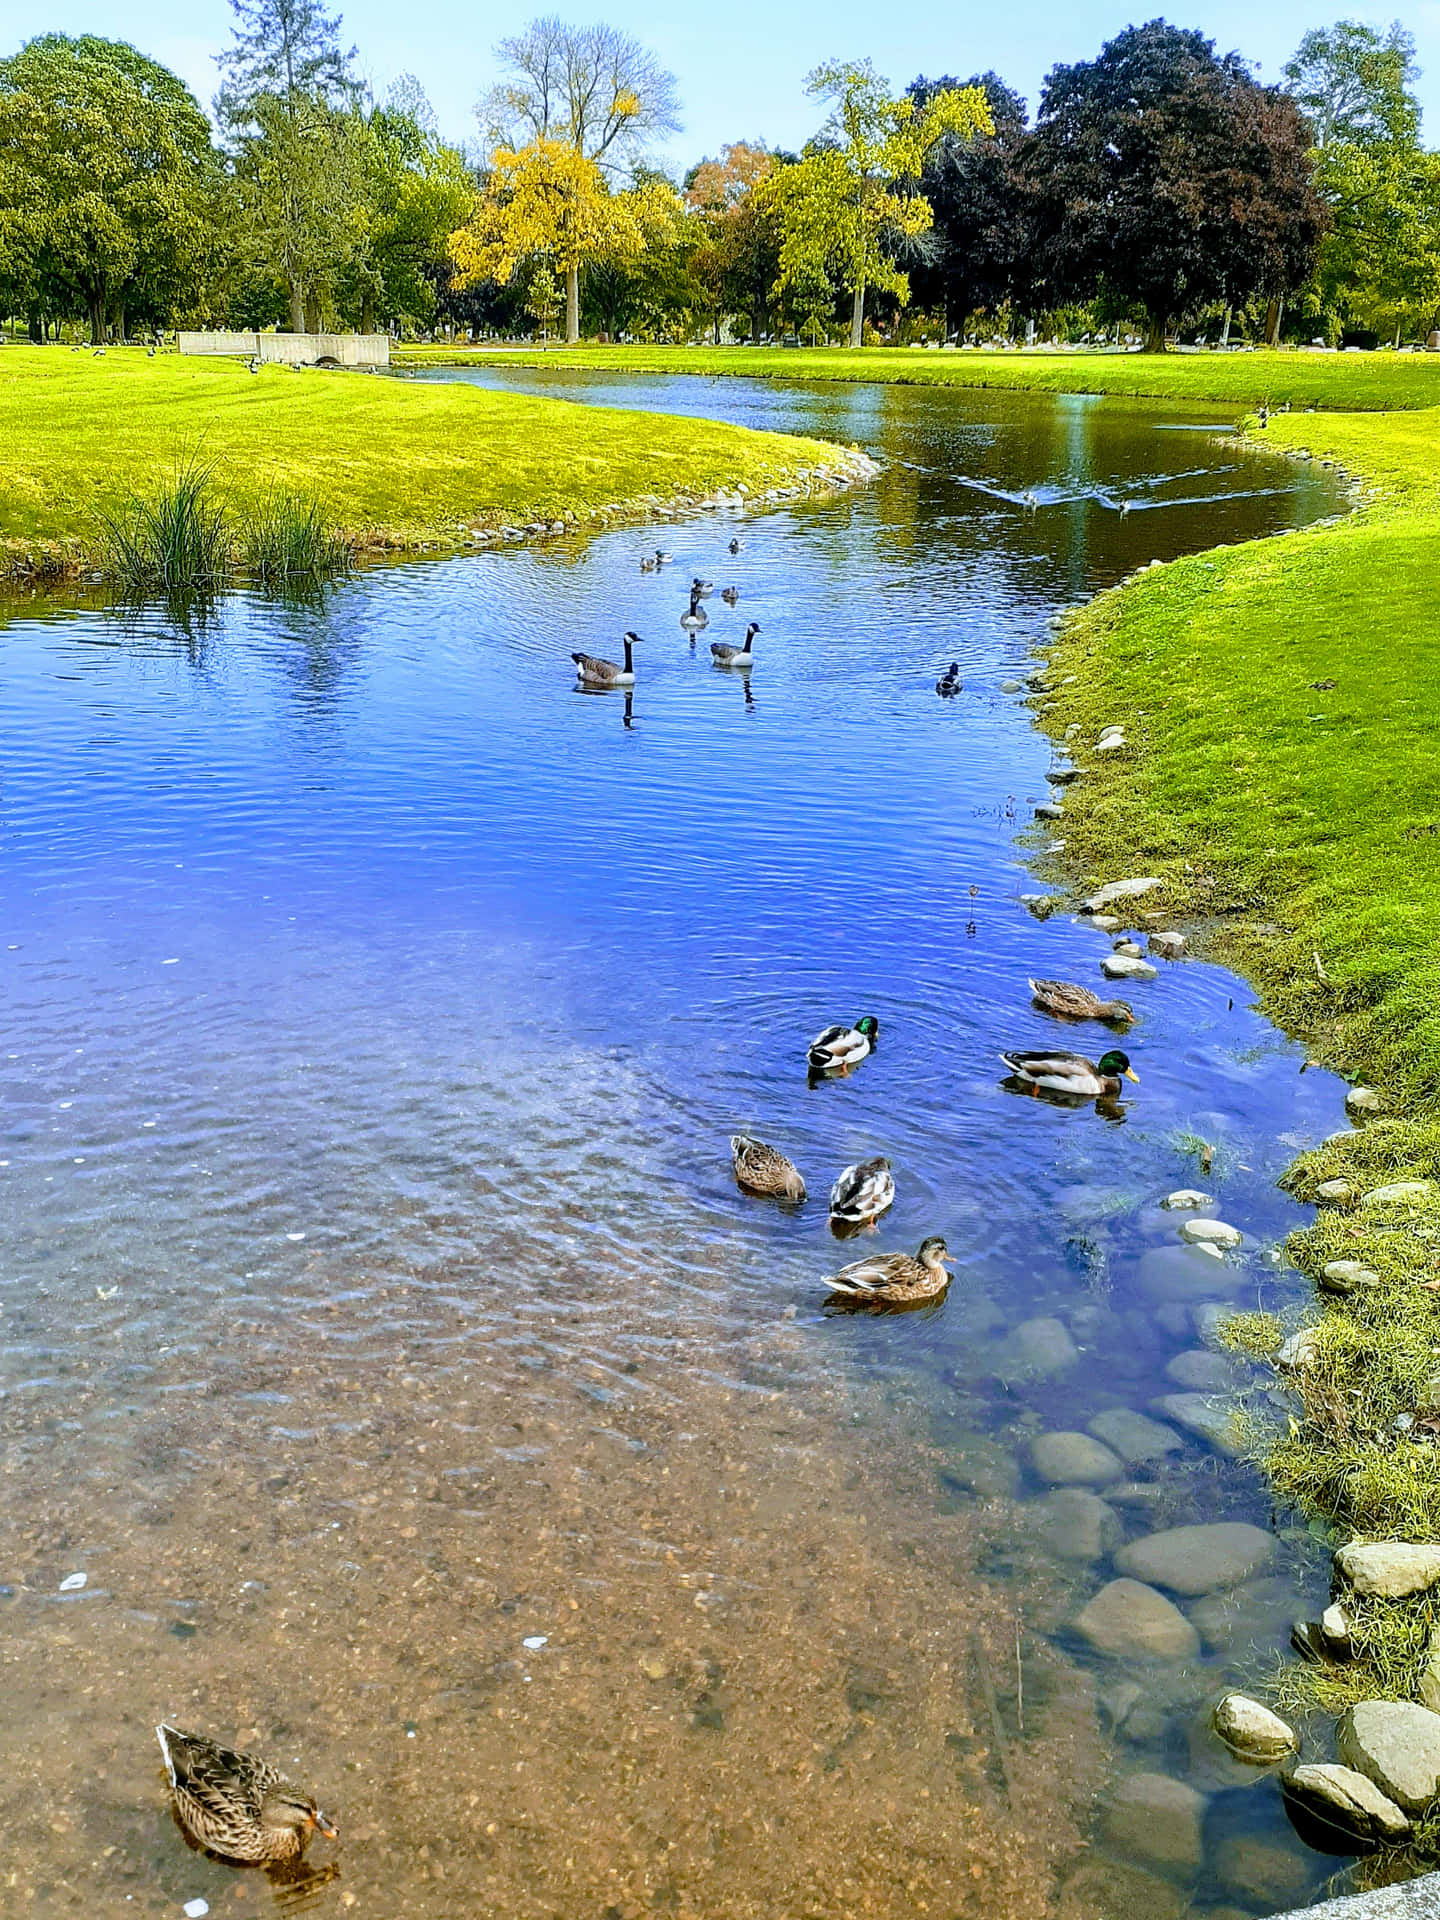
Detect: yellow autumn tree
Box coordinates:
(450, 138, 655, 343)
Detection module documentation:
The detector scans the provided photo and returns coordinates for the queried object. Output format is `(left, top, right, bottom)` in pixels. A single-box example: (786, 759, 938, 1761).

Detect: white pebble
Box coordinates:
(522, 1634, 548, 1650)
(286, 1231, 306, 1241)
(59, 1572, 87, 1591)
(184, 1901, 210, 1918)
(1180, 1217, 1243, 1249)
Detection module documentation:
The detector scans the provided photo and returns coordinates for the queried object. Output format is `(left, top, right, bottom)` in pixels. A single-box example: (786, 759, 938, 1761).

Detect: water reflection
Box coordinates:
(0, 376, 1359, 1916)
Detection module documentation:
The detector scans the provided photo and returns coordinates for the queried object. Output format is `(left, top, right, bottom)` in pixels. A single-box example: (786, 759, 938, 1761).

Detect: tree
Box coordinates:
(1015, 22, 1326, 351)
(1311, 142, 1440, 339)
(448, 138, 671, 337)
(342, 90, 476, 332)
(0, 34, 220, 342)
(765, 61, 991, 348)
(477, 16, 681, 340)
(685, 142, 780, 341)
(215, 0, 358, 126)
(1284, 20, 1420, 149)
(908, 73, 1027, 330)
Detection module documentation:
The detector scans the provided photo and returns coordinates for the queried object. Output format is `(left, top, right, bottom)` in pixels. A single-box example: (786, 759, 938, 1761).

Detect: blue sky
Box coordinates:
(21, 0, 1439, 156)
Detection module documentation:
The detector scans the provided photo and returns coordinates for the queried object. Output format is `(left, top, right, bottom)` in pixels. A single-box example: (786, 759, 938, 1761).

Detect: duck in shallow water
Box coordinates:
(824, 1235, 954, 1307)
(935, 663, 962, 697)
(1028, 978, 1135, 1025)
(156, 1724, 338, 1866)
(828, 1156, 894, 1228)
(731, 1134, 806, 1202)
(711, 621, 760, 667)
(807, 1015, 879, 1075)
(1000, 1047, 1138, 1099)
(573, 631, 641, 686)
(721, 586, 740, 605)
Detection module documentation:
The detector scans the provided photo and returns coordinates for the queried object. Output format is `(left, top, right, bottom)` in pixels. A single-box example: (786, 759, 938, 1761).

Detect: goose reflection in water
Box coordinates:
(575, 682, 636, 730)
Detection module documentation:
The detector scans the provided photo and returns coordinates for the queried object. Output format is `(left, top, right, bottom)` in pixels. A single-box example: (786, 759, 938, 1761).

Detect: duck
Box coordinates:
(692, 577, 715, 599)
(935, 663, 962, 697)
(156, 1724, 337, 1866)
(731, 1134, 806, 1202)
(999, 1047, 1139, 1099)
(1028, 978, 1135, 1025)
(721, 586, 740, 606)
(680, 589, 709, 635)
(807, 1015, 878, 1074)
(572, 631, 641, 686)
(640, 555, 658, 573)
(729, 537, 743, 555)
(654, 549, 672, 566)
(828, 1156, 895, 1227)
(711, 621, 760, 667)
(824, 1236, 954, 1307)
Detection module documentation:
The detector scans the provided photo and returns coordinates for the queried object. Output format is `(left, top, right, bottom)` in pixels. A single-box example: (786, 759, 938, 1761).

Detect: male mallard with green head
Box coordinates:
(807, 1015, 879, 1075)
(999, 1047, 1139, 1099)
(156, 1724, 337, 1866)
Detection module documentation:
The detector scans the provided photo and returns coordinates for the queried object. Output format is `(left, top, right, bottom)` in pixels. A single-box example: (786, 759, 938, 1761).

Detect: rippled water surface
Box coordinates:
(1, 374, 1361, 1916)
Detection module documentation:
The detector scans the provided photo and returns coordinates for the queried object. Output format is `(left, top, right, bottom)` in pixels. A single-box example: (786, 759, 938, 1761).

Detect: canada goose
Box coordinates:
(935, 663, 962, 697)
(680, 588, 709, 635)
(572, 632, 641, 686)
(711, 622, 759, 667)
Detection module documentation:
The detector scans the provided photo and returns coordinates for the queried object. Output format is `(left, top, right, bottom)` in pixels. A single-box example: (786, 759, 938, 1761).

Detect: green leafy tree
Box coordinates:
(0, 34, 219, 342)
(342, 87, 476, 332)
(765, 61, 992, 348)
(1284, 20, 1420, 148)
(685, 142, 781, 342)
(524, 258, 560, 342)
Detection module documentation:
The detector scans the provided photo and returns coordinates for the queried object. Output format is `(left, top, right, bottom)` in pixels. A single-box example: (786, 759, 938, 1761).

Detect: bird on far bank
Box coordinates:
(711, 621, 760, 667)
(807, 1016, 879, 1076)
(936, 663, 962, 697)
(573, 631, 641, 686)
(731, 1134, 806, 1203)
(1000, 1047, 1138, 1099)
(828, 1156, 895, 1229)
(680, 587, 709, 635)
(1028, 978, 1135, 1025)
(824, 1235, 955, 1308)
(155, 1724, 338, 1866)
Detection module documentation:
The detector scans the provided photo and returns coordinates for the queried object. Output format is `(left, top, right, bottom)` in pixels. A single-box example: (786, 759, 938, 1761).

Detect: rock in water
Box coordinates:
(1338, 1700, 1440, 1811)
(1115, 1522, 1276, 1596)
(1101, 954, 1159, 981)
(1282, 1763, 1411, 1845)
(1212, 1692, 1297, 1762)
(1335, 1539, 1440, 1598)
(1150, 1392, 1243, 1457)
(1179, 1217, 1243, 1249)
(996, 1314, 1078, 1378)
(1149, 931, 1186, 957)
(1165, 1348, 1240, 1391)
(1103, 1772, 1206, 1870)
(1033, 1488, 1121, 1563)
(1161, 1188, 1213, 1210)
(1087, 1407, 1184, 1465)
(1030, 1430, 1124, 1486)
(1073, 1579, 1200, 1659)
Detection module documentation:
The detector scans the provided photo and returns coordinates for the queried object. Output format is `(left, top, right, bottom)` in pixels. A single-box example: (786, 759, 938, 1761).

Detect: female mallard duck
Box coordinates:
(807, 1015, 879, 1074)
(825, 1235, 954, 1306)
(829, 1156, 895, 1226)
(1000, 1047, 1139, 1098)
(1028, 978, 1135, 1025)
(156, 1724, 337, 1866)
(935, 663, 962, 697)
(640, 554, 657, 573)
(711, 622, 760, 667)
(721, 586, 740, 606)
(573, 632, 641, 687)
(680, 588, 709, 635)
(731, 1134, 806, 1202)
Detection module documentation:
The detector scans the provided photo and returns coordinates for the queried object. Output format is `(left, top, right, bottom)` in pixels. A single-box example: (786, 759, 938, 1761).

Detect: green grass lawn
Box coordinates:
(0, 345, 852, 572)
(397, 340, 1440, 412)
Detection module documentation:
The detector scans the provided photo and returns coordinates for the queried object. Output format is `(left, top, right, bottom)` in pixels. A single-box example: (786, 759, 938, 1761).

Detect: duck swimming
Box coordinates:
(731, 1134, 806, 1202)
(711, 622, 760, 667)
(156, 1724, 337, 1866)
(808, 1015, 879, 1074)
(573, 632, 641, 686)
(1028, 978, 1135, 1025)
(1000, 1047, 1138, 1099)
(721, 586, 740, 605)
(824, 1236, 954, 1307)
(935, 663, 962, 697)
(828, 1156, 895, 1227)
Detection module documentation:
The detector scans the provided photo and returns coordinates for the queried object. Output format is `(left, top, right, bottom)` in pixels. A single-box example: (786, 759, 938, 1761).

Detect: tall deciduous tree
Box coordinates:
(685, 142, 780, 341)
(0, 34, 219, 342)
(767, 61, 991, 347)
(1284, 19, 1420, 148)
(216, 0, 358, 125)
(1016, 22, 1325, 350)
(477, 16, 681, 340)
(908, 73, 1027, 330)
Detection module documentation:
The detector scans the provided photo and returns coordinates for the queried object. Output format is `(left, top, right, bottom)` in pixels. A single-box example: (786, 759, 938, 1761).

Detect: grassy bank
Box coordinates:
(397, 341, 1440, 412)
(0, 346, 858, 580)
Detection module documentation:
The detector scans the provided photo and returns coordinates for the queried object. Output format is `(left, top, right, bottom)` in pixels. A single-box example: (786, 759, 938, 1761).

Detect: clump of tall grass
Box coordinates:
(242, 493, 352, 585)
(102, 457, 231, 596)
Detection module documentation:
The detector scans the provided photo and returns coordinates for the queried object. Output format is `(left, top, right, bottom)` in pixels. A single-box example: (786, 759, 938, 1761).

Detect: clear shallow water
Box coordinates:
(0, 375, 1362, 1915)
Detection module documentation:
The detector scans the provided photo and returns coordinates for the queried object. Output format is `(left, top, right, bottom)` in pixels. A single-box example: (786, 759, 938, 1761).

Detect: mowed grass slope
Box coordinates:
(0, 346, 851, 563)
(397, 341, 1440, 412)
(1041, 406, 1440, 1105)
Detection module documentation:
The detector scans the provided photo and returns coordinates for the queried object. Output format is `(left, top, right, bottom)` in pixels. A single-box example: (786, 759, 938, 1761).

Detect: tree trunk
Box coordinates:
(1142, 318, 1168, 353)
(288, 280, 305, 332)
(88, 294, 105, 347)
(1264, 297, 1283, 347)
(304, 291, 321, 333)
(848, 281, 865, 350)
(27, 310, 42, 344)
(1220, 305, 1232, 348)
(361, 292, 375, 334)
(566, 265, 580, 346)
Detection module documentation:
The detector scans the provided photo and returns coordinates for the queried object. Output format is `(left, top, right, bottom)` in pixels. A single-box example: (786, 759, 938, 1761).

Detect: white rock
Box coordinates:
(1085, 877, 1164, 911)
(1339, 1700, 1440, 1811)
(1321, 1602, 1353, 1657)
(1283, 1764, 1410, 1843)
(1212, 1692, 1297, 1762)
(1321, 1259, 1380, 1294)
(1148, 931, 1186, 957)
(1315, 1179, 1355, 1203)
(1180, 1218, 1242, 1249)
(1277, 1327, 1322, 1370)
(1335, 1539, 1440, 1598)
(1101, 954, 1159, 980)
(1095, 733, 1127, 753)
(1112, 939, 1145, 957)
(1364, 1180, 1436, 1207)
(58, 1572, 86, 1592)
(1162, 1189, 1214, 1210)
(1088, 913, 1121, 931)
(1345, 1086, 1383, 1114)
(522, 1634, 548, 1650)
(184, 1904, 210, 1920)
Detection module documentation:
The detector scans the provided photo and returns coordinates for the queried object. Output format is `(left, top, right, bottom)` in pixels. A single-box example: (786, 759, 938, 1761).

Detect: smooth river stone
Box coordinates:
(1074, 1578, 1200, 1659)
(1179, 1217, 1243, 1249)
(1364, 1180, 1436, 1207)
(1212, 1692, 1297, 1762)
(1165, 1348, 1240, 1391)
(997, 1314, 1078, 1378)
(1338, 1700, 1440, 1811)
(1085, 877, 1164, 911)
(1282, 1763, 1411, 1844)
(1136, 1245, 1238, 1303)
(1213, 1834, 1313, 1908)
(1030, 1431, 1124, 1486)
(1335, 1539, 1440, 1598)
(1033, 1488, 1122, 1563)
(1188, 1575, 1305, 1653)
(1101, 954, 1159, 981)
(1161, 1189, 1214, 1210)
(1103, 1772, 1207, 1871)
(1087, 1407, 1184, 1465)
(1115, 1522, 1276, 1596)
(1150, 1392, 1243, 1457)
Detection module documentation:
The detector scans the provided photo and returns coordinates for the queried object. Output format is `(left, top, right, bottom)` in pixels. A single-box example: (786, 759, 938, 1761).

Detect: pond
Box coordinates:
(1, 371, 1361, 1917)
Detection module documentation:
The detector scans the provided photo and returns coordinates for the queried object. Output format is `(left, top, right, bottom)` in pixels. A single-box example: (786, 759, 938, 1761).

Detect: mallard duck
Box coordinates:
(721, 586, 740, 606)
(729, 537, 743, 555)
(573, 632, 641, 687)
(935, 663, 962, 697)
(999, 1047, 1139, 1098)
(156, 1724, 337, 1866)
(731, 1134, 805, 1202)
(825, 1235, 954, 1305)
(808, 1015, 879, 1074)
(693, 577, 715, 599)
(640, 554, 657, 573)
(654, 549, 672, 566)
(829, 1156, 894, 1226)
(1028, 978, 1135, 1024)
(680, 589, 708, 635)
(711, 622, 760, 667)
